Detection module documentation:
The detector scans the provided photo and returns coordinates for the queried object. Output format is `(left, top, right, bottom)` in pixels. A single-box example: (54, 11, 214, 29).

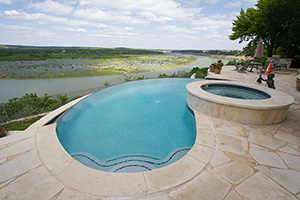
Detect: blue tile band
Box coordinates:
(71, 147, 191, 172)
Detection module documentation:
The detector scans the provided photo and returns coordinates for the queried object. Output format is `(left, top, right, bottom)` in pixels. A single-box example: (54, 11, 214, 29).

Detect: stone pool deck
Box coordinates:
(0, 66, 300, 199)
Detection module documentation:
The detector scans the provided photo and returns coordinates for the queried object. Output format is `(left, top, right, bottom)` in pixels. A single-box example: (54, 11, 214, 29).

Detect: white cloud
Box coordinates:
(139, 11, 172, 23)
(0, 0, 248, 49)
(242, 0, 258, 5)
(177, 0, 201, 7)
(0, 23, 32, 31)
(67, 19, 109, 28)
(156, 25, 194, 34)
(203, 0, 219, 4)
(191, 15, 232, 32)
(224, 1, 242, 8)
(3, 10, 68, 24)
(0, 0, 12, 5)
(73, 9, 146, 25)
(76, 0, 202, 21)
(60, 27, 87, 32)
(28, 0, 74, 15)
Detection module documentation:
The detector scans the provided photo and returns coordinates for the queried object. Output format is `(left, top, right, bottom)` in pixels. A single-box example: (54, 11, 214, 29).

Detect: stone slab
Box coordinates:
(0, 130, 35, 147)
(57, 160, 148, 197)
(210, 150, 230, 167)
(255, 166, 300, 194)
(56, 188, 105, 200)
(225, 190, 243, 200)
(0, 167, 63, 200)
(250, 147, 287, 168)
(0, 149, 41, 182)
(144, 155, 205, 193)
(0, 137, 35, 159)
(169, 169, 231, 200)
(275, 130, 300, 146)
(236, 173, 298, 200)
(215, 161, 253, 184)
(36, 124, 72, 171)
(248, 131, 285, 150)
(216, 132, 248, 155)
(278, 152, 300, 171)
(195, 129, 215, 148)
(188, 143, 214, 164)
(278, 145, 300, 155)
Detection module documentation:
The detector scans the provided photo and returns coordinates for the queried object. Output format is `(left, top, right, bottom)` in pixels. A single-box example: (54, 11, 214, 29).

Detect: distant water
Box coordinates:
(0, 55, 225, 103)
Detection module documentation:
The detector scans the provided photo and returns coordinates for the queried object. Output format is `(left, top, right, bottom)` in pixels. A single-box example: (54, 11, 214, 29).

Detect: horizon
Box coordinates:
(0, 44, 242, 51)
(0, 0, 257, 50)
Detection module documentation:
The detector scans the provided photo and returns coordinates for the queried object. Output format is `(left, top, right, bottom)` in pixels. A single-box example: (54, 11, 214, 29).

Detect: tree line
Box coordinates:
(0, 46, 163, 61)
(171, 50, 242, 56)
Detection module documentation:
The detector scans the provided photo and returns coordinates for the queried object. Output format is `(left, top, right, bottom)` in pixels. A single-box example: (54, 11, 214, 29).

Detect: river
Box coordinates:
(0, 56, 225, 103)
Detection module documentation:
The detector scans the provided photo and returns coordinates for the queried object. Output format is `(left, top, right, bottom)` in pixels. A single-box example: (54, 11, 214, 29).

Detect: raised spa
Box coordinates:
(56, 78, 197, 173)
(187, 80, 294, 125)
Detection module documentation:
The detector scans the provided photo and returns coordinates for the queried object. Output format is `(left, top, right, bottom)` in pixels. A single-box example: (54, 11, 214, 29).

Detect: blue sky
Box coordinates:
(0, 0, 257, 50)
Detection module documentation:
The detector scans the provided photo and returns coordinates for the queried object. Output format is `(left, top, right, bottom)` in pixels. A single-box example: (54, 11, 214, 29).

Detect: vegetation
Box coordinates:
(229, 0, 300, 59)
(158, 67, 208, 79)
(0, 46, 197, 79)
(0, 46, 163, 61)
(191, 67, 209, 78)
(0, 116, 43, 137)
(0, 93, 78, 124)
(171, 50, 242, 56)
(118, 74, 145, 82)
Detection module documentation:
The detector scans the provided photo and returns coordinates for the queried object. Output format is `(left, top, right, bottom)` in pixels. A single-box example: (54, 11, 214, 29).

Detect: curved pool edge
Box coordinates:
(187, 80, 294, 125)
(34, 95, 217, 197)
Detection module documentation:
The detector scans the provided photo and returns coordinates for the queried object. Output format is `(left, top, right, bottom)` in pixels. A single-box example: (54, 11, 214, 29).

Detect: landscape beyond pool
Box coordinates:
(56, 78, 198, 172)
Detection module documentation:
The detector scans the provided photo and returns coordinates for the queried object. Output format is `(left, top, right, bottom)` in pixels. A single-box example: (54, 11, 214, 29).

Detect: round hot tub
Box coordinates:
(186, 80, 294, 125)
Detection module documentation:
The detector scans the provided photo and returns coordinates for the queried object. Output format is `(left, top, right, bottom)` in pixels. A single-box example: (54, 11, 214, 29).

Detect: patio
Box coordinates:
(0, 65, 299, 200)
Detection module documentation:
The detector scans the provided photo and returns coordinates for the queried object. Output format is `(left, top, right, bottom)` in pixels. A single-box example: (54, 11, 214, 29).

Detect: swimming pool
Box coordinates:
(56, 78, 198, 173)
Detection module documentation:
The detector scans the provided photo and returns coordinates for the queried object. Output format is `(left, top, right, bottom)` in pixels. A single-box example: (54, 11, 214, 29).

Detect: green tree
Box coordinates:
(229, 0, 300, 58)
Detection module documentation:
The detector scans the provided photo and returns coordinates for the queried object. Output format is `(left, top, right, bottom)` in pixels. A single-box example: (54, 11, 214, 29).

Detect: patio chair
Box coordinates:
(271, 55, 281, 70)
(238, 59, 252, 73)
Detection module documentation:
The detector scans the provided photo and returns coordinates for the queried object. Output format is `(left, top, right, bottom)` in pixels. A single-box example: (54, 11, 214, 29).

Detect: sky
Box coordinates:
(0, 0, 258, 50)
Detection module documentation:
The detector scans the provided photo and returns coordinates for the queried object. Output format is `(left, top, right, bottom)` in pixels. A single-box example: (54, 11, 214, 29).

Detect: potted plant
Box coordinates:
(209, 63, 217, 72)
(297, 71, 300, 92)
(217, 60, 224, 67)
(215, 65, 222, 74)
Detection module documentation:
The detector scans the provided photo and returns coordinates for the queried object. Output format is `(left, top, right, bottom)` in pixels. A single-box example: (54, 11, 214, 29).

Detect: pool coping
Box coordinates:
(34, 93, 217, 197)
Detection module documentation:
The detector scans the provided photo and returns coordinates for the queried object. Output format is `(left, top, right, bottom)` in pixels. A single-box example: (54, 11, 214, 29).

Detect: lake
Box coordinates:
(0, 56, 225, 103)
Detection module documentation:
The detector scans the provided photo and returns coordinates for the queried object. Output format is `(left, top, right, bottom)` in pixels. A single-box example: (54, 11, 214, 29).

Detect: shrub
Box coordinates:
(190, 67, 209, 79)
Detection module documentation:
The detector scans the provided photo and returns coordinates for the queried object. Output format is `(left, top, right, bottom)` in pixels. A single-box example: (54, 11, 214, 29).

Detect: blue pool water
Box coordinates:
(56, 78, 198, 173)
(202, 84, 271, 100)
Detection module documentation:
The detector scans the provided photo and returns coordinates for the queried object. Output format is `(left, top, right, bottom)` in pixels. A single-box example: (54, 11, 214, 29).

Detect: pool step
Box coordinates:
(71, 147, 191, 173)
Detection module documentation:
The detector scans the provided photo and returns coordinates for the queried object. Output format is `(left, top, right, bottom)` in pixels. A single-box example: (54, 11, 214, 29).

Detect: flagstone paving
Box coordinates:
(0, 66, 300, 199)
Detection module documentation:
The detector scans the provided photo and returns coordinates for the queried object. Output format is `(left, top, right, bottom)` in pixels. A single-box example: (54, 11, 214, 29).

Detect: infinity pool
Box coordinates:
(56, 78, 198, 173)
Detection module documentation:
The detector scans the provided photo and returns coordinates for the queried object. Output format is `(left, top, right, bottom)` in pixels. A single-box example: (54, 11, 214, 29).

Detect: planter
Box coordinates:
(215, 68, 221, 74)
(297, 79, 300, 91)
(209, 65, 216, 72)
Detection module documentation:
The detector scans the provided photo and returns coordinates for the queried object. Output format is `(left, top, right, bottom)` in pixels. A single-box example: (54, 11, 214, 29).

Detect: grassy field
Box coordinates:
(0, 54, 196, 79)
